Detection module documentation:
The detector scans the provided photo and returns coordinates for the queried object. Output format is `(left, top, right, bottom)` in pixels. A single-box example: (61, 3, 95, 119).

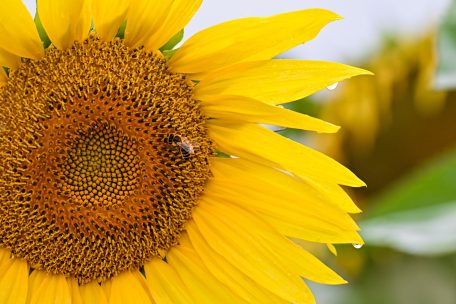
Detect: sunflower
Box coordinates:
(0, 0, 370, 303)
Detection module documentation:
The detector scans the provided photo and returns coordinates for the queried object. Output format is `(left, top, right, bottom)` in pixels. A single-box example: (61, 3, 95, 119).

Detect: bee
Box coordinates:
(164, 134, 198, 159)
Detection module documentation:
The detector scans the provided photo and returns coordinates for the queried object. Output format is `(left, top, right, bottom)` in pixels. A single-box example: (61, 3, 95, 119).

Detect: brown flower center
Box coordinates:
(0, 36, 213, 284)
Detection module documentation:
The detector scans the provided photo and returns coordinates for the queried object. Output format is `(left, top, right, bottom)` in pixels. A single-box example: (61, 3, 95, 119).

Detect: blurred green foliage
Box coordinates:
(359, 146, 456, 256)
(435, 0, 456, 89)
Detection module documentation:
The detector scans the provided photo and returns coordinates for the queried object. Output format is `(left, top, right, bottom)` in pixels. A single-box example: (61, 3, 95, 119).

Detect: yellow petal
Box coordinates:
(101, 279, 112, 302)
(305, 179, 362, 213)
(186, 222, 289, 303)
(0, 249, 28, 304)
(108, 271, 154, 304)
(26, 271, 72, 304)
(37, 0, 91, 50)
(0, 47, 21, 69)
(144, 259, 194, 304)
(205, 181, 362, 244)
(167, 246, 247, 304)
(0, 0, 43, 59)
(202, 95, 339, 133)
(198, 200, 347, 285)
(192, 204, 315, 304)
(208, 157, 362, 243)
(170, 9, 340, 77)
(79, 281, 108, 304)
(124, 0, 172, 48)
(195, 60, 372, 104)
(92, 0, 130, 41)
(205, 184, 361, 245)
(216, 156, 361, 214)
(144, 0, 202, 50)
(212, 157, 361, 215)
(67, 278, 83, 304)
(209, 122, 365, 186)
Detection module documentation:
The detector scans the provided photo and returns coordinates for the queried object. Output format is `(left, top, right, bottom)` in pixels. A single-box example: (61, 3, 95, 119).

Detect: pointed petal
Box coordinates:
(108, 271, 154, 304)
(195, 60, 372, 104)
(206, 159, 362, 244)
(202, 95, 339, 133)
(26, 271, 72, 304)
(197, 200, 347, 285)
(144, 259, 194, 304)
(92, 0, 130, 41)
(305, 179, 362, 213)
(79, 281, 108, 304)
(0, 0, 43, 59)
(144, 0, 202, 50)
(212, 157, 361, 214)
(37, 0, 91, 49)
(0, 249, 28, 304)
(124, 0, 172, 48)
(170, 9, 340, 77)
(209, 122, 365, 186)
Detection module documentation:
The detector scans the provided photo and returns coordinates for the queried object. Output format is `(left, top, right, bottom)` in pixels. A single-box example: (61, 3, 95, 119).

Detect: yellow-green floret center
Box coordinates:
(0, 36, 213, 284)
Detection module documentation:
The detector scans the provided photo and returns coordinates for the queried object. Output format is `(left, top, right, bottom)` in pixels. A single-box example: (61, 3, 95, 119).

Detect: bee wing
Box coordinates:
(189, 140, 199, 148)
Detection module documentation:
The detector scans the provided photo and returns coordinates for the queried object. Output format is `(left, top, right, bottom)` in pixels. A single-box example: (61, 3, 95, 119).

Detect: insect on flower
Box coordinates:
(164, 134, 199, 159)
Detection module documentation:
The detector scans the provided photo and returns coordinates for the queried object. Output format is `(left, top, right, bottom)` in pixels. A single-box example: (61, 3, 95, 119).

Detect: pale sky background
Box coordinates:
(23, 0, 451, 64)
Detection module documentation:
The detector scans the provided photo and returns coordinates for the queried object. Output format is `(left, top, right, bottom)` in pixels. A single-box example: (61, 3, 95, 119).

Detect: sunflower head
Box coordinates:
(0, 0, 370, 303)
(1, 35, 215, 283)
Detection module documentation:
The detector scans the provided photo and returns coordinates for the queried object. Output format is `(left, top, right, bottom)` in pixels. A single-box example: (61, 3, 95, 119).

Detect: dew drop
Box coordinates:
(327, 82, 339, 90)
(353, 243, 363, 249)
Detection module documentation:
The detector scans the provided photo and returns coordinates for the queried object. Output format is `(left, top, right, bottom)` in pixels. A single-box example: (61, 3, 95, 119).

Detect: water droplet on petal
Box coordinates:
(327, 82, 339, 90)
(353, 243, 363, 249)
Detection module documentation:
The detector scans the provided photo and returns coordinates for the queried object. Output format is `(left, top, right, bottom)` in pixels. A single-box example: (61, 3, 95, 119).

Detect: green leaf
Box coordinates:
(162, 49, 177, 60)
(34, 12, 51, 49)
(435, 1, 456, 90)
(116, 20, 127, 39)
(160, 29, 184, 52)
(361, 146, 456, 255)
